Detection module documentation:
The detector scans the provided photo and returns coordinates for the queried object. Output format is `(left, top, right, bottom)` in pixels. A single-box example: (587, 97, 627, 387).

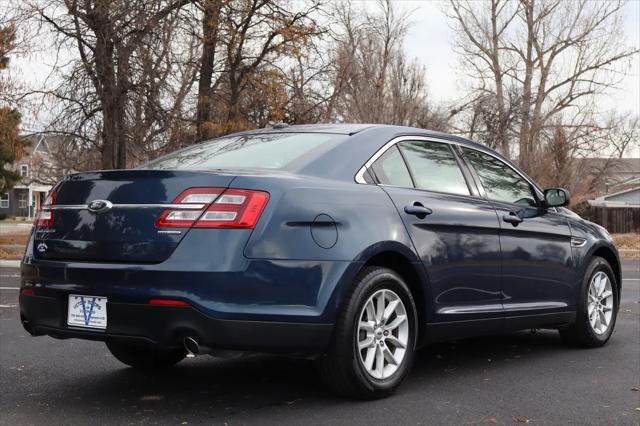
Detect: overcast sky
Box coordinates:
(400, 0, 640, 113)
(12, 0, 640, 155)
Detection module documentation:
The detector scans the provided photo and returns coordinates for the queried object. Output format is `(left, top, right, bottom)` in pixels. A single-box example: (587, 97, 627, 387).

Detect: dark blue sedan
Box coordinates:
(19, 124, 621, 398)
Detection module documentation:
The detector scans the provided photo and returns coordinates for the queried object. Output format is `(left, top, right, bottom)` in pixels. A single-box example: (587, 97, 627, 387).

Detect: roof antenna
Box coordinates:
(271, 122, 289, 129)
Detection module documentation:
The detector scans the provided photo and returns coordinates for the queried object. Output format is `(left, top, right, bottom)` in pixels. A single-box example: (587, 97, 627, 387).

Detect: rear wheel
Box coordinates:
(106, 341, 186, 369)
(317, 267, 418, 399)
(559, 257, 618, 348)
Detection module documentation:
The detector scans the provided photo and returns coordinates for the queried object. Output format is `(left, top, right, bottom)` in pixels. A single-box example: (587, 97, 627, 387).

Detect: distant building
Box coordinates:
(583, 158, 640, 234)
(0, 134, 71, 218)
(588, 187, 640, 208)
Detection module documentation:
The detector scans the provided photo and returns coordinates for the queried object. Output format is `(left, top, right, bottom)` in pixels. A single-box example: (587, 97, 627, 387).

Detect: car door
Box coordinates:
(368, 138, 503, 327)
(459, 147, 574, 320)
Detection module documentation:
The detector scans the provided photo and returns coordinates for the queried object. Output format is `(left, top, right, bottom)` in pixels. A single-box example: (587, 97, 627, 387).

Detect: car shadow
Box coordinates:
(38, 330, 575, 421)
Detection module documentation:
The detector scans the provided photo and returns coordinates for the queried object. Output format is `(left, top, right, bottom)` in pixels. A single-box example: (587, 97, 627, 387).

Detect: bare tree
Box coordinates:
(603, 112, 639, 159)
(447, 0, 638, 173)
(26, 0, 194, 169)
(194, 0, 323, 140)
(329, 0, 447, 129)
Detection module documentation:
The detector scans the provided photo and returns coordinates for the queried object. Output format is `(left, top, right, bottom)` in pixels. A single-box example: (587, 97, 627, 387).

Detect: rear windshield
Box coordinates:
(141, 132, 344, 170)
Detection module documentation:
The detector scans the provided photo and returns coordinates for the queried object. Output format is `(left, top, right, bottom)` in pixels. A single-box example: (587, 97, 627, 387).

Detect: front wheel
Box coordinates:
(317, 267, 418, 399)
(559, 256, 619, 348)
(106, 341, 187, 369)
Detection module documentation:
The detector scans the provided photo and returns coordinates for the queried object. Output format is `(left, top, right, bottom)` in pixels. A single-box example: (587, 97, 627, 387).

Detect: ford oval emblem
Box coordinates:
(87, 199, 113, 214)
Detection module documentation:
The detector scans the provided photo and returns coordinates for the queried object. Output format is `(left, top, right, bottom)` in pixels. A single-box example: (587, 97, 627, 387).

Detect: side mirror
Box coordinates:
(543, 188, 570, 207)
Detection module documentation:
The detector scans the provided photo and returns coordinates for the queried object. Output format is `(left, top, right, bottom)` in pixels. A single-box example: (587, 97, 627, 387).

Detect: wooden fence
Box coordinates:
(581, 207, 639, 234)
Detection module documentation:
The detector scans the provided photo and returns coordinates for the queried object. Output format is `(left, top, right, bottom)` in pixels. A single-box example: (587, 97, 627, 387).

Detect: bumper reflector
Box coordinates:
(148, 299, 190, 307)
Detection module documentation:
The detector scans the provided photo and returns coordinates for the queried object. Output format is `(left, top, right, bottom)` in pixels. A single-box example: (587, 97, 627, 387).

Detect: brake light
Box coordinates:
(155, 188, 269, 229)
(35, 191, 56, 228)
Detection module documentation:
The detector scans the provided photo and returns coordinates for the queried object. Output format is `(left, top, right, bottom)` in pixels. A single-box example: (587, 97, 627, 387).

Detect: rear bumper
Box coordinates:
(19, 293, 332, 354)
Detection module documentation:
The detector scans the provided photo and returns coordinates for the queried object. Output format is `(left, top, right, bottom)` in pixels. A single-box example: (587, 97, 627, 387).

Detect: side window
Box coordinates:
(462, 148, 537, 206)
(397, 140, 470, 196)
(370, 145, 414, 188)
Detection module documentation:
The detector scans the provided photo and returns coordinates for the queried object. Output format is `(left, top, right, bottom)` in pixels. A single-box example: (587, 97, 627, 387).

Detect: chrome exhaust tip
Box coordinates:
(183, 337, 200, 357)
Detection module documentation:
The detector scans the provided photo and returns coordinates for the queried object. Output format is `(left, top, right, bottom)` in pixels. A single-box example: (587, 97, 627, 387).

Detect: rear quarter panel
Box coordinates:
(235, 175, 415, 262)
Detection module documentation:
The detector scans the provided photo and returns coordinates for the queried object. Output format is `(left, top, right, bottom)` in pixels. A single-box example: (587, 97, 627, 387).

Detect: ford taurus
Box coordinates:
(19, 124, 621, 398)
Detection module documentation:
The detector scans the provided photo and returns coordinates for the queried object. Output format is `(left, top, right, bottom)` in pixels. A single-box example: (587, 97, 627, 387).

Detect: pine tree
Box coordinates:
(0, 23, 28, 193)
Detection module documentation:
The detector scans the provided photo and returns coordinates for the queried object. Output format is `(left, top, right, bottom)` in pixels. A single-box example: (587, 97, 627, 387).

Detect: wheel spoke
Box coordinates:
(359, 336, 375, 350)
(359, 321, 374, 333)
(602, 304, 613, 312)
(589, 309, 597, 328)
(365, 300, 376, 323)
(364, 347, 375, 370)
(597, 275, 607, 297)
(598, 310, 607, 328)
(594, 312, 602, 332)
(600, 290, 613, 300)
(385, 335, 406, 349)
(588, 303, 595, 317)
(382, 346, 398, 366)
(382, 299, 400, 324)
(375, 291, 385, 323)
(375, 345, 384, 376)
(386, 314, 407, 330)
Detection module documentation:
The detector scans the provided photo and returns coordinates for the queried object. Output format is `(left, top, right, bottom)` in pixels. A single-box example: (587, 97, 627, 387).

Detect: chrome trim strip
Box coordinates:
(354, 135, 546, 199)
(438, 304, 503, 314)
(439, 301, 567, 315)
(47, 203, 206, 211)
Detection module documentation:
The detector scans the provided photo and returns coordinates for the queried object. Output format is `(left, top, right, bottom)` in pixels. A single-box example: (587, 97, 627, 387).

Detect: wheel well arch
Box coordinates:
(592, 246, 622, 293)
(361, 250, 429, 343)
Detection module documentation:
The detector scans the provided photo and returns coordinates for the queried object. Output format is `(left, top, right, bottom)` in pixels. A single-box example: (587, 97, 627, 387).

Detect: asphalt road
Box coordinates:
(1, 260, 639, 426)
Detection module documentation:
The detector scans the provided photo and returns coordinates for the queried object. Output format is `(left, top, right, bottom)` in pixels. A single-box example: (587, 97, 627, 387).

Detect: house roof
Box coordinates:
(589, 186, 640, 207)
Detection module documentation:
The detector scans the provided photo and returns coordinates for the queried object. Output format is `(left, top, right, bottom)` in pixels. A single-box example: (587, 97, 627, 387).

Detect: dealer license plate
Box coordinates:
(67, 295, 107, 329)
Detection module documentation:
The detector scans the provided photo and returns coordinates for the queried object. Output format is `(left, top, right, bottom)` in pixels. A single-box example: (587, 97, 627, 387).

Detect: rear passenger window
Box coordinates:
(370, 145, 413, 187)
(462, 148, 537, 206)
(398, 141, 470, 196)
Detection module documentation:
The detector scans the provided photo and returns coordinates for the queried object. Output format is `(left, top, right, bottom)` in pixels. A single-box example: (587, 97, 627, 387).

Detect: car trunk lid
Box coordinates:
(33, 170, 236, 263)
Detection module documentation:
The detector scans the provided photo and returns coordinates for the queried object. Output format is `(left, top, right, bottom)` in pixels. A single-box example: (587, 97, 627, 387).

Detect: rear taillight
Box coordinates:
(155, 188, 269, 229)
(35, 191, 56, 228)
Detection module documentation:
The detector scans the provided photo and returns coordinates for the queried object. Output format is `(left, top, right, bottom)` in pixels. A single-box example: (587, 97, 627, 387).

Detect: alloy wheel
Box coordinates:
(587, 271, 614, 335)
(357, 289, 409, 379)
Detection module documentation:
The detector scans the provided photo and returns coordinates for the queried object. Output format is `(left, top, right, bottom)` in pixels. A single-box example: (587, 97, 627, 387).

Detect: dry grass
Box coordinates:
(0, 248, 23, 260)
(612, 234, 639, 250)
(0, 234, 29, 245)
(613, 234, 639, 259)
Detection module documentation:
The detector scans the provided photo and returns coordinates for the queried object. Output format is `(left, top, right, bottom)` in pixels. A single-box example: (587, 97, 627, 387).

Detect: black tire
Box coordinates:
(559, 256, 619, 348)
(106, 341, 187, 369)
(317, 266, 418, 399)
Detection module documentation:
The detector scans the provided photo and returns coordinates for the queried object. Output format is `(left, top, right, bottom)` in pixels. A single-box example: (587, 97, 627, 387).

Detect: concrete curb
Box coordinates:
(0, 260, 21, 268)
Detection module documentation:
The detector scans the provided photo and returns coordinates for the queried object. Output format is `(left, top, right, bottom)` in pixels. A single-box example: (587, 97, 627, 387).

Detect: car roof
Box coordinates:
(238, 123, 490, 152)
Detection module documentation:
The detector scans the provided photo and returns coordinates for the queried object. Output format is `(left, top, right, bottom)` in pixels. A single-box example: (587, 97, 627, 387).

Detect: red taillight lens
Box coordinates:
(155, 187, 269, 229)
(35, 191, 56, 228)
(148, 298, 189, 307)
(20, 288, 35, 296)
(194, 189, 269, 229)
(155, 188, 223, 228)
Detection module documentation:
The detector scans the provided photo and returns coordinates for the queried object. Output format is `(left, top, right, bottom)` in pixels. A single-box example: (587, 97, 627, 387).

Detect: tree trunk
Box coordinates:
(196, 0, 222, 142)
(517, 0, 535, 174)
